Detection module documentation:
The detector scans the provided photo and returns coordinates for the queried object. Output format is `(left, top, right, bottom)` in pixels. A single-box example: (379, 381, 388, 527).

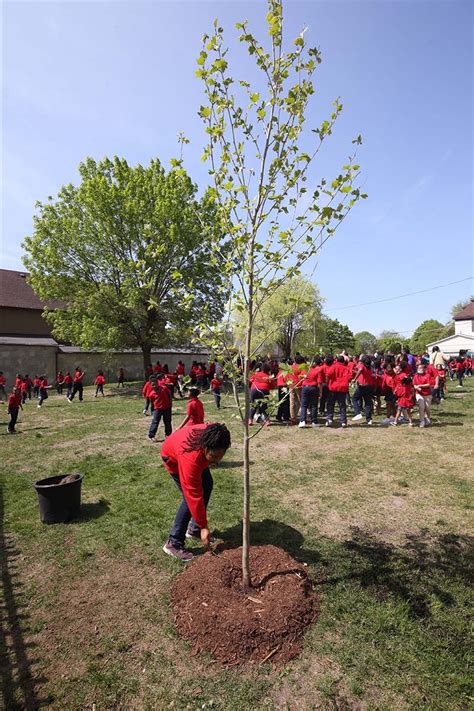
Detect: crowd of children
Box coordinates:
(243, 348, 472, 429)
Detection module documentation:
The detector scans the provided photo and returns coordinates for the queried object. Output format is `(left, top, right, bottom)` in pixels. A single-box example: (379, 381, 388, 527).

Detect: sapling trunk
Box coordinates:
(242, 277, 253, 590)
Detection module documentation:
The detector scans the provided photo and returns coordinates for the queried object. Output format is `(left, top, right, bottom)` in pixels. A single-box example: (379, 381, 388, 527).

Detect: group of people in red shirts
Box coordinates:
(142, 360, 224, 442)
(246, 348, 472, 429)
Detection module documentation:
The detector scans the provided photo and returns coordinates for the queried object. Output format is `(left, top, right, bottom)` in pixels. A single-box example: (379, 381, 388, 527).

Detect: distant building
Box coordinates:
(0, 269, 208, 386)
(426, 298, 474, 357)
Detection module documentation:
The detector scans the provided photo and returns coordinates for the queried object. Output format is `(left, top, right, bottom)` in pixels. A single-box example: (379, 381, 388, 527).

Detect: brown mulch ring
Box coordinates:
(171, 544, 319, 666)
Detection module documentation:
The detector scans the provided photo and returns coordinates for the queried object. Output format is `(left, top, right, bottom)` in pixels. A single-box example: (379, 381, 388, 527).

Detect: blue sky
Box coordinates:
(2, 0, 472, 336)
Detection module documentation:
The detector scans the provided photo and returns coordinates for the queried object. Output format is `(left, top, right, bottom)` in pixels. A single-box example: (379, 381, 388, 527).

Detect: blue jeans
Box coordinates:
(148, 408, 172, 438)
(327, 391, 347, 424)
(352, 385, 374, 421)
(319, 384, 328, 414)
(300, 385, 319, 424)
(212, 390, 221, 408)
(169, 467, 213, 546)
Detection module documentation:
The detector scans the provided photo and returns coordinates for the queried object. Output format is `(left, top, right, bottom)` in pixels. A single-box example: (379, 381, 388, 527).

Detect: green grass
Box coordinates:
(1, 380, 473, 709)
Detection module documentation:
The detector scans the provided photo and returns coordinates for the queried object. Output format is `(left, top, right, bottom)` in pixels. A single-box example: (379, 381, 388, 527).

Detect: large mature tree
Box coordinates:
(23, 157, 225, 372)
(320, 317, 355, 352)
(189, 0, 365, 586)
(233, 276, 323, 358)
(354, 330, 377, 354)
(409, 319, 445, 354)
(377, 330, 408, 354)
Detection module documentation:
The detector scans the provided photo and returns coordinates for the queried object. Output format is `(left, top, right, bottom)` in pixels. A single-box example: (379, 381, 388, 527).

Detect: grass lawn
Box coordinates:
(1, 380, 473, 710)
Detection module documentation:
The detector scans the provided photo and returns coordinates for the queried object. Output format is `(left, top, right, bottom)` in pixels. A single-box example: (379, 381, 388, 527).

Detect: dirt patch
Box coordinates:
(171, 544, 319, 666)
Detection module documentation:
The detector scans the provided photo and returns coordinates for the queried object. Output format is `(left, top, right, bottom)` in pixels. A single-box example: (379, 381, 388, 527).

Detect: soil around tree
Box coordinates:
(170, 544, 319, 666)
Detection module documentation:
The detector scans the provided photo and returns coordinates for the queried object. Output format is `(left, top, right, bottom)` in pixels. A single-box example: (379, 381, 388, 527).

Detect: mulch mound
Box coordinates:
(170, 544, 319, 666)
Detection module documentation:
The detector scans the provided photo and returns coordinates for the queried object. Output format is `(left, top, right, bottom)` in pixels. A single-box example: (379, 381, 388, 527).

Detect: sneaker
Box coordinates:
(162, 541, 194, 562)
(37, 404, 41, 408)
(408, 422, 414, 427)
(325, 420, 333, 427)
(148, 436, 157, 442)
(298, 421, 306, 428)
(341, 422, 347, 428)
(367, 420, 373, 425)
(143, 409, 148, 415)
(419, 422, 425, 428)
(352, 414, 363, 421)
(424, 417, 431, 426)
(391, 421, 398, 426)
(67, 398, 72, 403)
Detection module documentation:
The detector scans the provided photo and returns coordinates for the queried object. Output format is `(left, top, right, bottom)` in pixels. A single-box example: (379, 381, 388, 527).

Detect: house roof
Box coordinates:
(426, 333, 474, 347)
(0, 336, 59, 347)
(0, 269, 63, 310)
(453, 298, 474, 321)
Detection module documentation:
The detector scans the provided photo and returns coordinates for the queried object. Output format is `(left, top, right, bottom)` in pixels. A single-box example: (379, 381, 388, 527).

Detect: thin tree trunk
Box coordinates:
(242, 276, 253, 590)
(142, 344, 152, 380)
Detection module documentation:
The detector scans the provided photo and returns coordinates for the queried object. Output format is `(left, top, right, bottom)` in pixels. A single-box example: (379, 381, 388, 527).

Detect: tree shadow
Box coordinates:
(216, 460, 253, 469)
(323, 526, 473, 619)
(215, 519, 473, 620)
(72, 498, 110, 523)
(0, 483, 50, 709)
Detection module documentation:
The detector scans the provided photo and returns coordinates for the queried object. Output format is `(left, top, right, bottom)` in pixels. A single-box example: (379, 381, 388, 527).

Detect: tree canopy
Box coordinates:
(409, 319, 445, 354)
(320, 318, 355, 353)
(23, 157, 225, 370)
(232, 276, 323, 358)
(354, 330, 377, 354)
(376, 331, 408, 354)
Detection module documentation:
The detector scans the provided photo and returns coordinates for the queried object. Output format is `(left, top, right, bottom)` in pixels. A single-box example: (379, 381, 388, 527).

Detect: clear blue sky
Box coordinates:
(2, 0, 472, 337)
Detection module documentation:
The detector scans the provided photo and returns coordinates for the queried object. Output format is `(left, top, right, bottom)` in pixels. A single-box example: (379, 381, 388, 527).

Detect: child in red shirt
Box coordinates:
(20, 377, 29, 404)
(325, 356, 351, 427)
(7, 387, 22, 433)
(0, 371, 6, 402)
(63, 371, 73, 398)
(161, 423, 231, 560)
(33, 376, 40, 398)
(413, 362, 432, 427)
(249, 363, 274, 426)
(392, 366, 414, 426)
(142, 375, 156, 415)
(38, 376, 51, 408)
(148, 375, 172, 441)
(94, 370, 106, 397)
(210, 376, 222, 409)
(68, 368, 85, 402)
(455, 357, 465, 387)
(179, 388, 205, 428)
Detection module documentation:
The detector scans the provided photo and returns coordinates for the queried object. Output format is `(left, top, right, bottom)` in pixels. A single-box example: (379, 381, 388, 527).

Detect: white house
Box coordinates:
(427, 298, 474, 357)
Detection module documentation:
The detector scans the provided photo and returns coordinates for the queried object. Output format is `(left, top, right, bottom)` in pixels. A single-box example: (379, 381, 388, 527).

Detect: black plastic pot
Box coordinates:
(34, 473, 84, 524)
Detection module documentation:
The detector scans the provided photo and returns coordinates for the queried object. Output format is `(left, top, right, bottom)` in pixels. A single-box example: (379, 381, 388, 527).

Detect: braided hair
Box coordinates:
(183, 423, 231, 453)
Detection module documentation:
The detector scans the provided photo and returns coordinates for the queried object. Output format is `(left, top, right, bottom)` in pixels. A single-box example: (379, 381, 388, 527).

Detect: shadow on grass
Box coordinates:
(216, 460, 254, 469)
(0, 483, 50, 709)
(216, 519, 473, 620)
(73, 498, 111, 523)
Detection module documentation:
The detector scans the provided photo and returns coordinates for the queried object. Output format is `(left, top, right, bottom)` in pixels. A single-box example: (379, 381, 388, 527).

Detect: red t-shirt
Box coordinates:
(20, 380, 28, 392)
(186, 397, 205, 425)
(304, 366, 323, 387)
(63, 374, 72, 385)
(153, 364, 162, 374)
(40, 378, 48, 389)
(73, 370, 84, 383)
(413, 373, 432, 396)
(326, 362, 351, 392)
(210, 377, 222, 391)
(94, 375, 105, 385)
(15, 377, 22, 388)
(33, 378, 40, 386)
(57, 373, 64, 383)
(160, 424, 211, 528)
(249, 371, 272, 392)
(381, 373, 395, 393)
(456, 360, 465, 371)
(356, 364, 375, 386)
(175, 363, 185, 376)
(142, 381, 154, 398)
(8, 392, 21, 409)
(149, 384, 172, 411)
(289, 363, 306, 387)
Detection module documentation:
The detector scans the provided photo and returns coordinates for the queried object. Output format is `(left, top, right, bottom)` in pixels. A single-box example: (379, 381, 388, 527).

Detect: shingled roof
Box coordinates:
(0, 269, 63, 310)
(453, 298, 474, 321)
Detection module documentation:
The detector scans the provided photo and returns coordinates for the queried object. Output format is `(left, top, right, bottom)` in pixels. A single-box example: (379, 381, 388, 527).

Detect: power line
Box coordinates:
(330, 277, 472, 311)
